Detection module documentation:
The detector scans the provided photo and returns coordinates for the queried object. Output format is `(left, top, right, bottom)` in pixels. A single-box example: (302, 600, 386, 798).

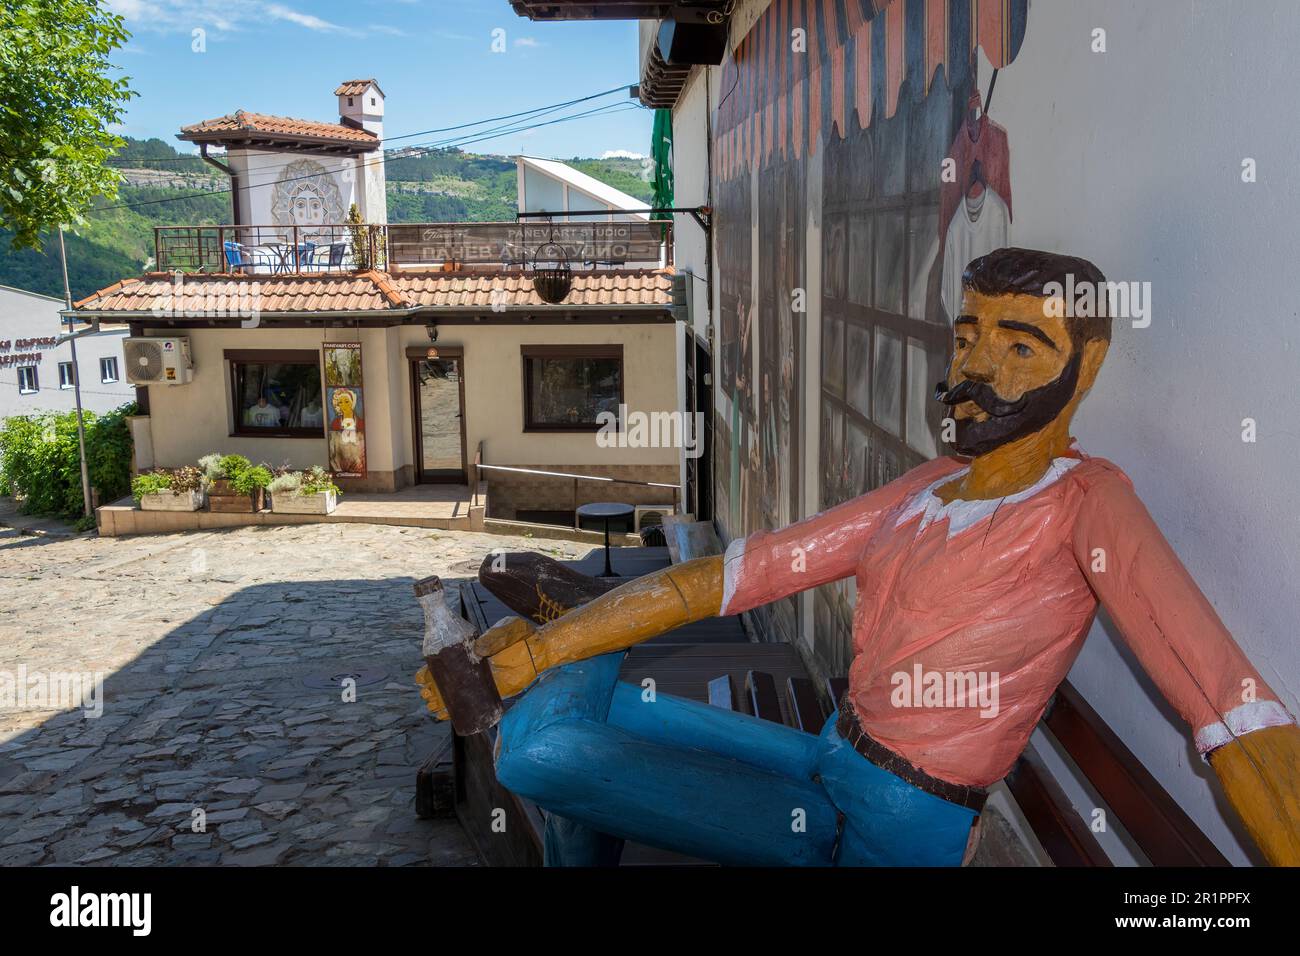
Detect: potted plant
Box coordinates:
(199, 453, 271, 513)
(133, 466, 205, 512)
(268, 466, 341, 515)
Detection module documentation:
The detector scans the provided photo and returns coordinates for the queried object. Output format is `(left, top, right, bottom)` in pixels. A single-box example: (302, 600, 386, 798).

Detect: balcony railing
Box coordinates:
(152, 220, 672, 276)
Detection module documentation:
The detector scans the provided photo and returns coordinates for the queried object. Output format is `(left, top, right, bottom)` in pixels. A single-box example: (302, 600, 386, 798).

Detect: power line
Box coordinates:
(102, 84, 635, 166)
(0, 377, 136, 399)
(92, 100, 645, 213)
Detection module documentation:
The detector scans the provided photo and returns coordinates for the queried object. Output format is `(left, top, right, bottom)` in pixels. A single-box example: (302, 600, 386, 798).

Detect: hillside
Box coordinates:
(1, 138, 654, 301)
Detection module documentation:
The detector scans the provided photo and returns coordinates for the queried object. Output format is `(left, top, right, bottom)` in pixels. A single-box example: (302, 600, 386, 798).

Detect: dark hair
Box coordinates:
(961, 247, 1112, 346)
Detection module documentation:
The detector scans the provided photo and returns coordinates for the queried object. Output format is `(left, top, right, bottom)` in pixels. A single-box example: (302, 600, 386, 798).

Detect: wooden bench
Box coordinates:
(703, 667, 1227, 866)
(433, 521, 1228, 866)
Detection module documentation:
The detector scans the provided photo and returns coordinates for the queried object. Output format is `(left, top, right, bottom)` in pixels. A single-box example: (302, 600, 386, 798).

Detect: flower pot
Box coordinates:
(139, 489, 205, 512)
(271, 490, 337, 515)
(207, 481, 266, 513)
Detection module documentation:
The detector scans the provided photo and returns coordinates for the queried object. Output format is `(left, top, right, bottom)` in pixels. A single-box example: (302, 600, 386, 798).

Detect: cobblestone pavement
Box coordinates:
(0, 522, 587, 866)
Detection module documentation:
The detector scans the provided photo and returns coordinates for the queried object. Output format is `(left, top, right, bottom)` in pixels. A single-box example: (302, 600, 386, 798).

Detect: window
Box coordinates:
(225, 350, 323, 437)
(17, 366, 38, 394)
(59, 362, 75, 389)
(99, 356, 118, 383)
(522, 345, 623, 431)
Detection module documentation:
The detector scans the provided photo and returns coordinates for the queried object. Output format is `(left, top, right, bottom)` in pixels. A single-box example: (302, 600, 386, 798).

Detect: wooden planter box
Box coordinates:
(139, 489, 205, 512)
(270, 490, 337, 515)
(207, 479, 266, 514)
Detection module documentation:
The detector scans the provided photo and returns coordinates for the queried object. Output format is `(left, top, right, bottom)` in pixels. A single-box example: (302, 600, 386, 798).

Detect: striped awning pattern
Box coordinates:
(716, 0, 1028, 180)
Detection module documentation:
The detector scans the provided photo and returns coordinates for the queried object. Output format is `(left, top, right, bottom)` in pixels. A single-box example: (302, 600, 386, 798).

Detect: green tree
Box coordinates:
(0, 0, 134, 249)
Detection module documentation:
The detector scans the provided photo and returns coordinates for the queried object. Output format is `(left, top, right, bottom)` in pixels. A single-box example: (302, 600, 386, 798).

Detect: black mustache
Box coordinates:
(933, 379, 1030, 417)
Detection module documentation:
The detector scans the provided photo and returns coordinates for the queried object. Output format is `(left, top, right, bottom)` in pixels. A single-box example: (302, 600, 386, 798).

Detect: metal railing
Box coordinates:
(475, 456, 680, 530)
(153, 220, 671, 276)
(153, 223, 385, 276)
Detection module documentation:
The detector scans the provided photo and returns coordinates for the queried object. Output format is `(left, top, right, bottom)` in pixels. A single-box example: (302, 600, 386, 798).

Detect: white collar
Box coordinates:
(895, 457, 1082, 538)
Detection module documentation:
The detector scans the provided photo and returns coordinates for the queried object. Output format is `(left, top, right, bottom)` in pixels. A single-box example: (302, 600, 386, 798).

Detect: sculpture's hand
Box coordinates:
(416, 619, 543, 720)
(1208, 723, 1300, 866)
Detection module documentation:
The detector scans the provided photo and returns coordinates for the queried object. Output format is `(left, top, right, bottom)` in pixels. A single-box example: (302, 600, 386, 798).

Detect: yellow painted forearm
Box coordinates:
(419, 556, 724, 719)
(481, 554, 724, 673)
(1208, 723, 1300, 866)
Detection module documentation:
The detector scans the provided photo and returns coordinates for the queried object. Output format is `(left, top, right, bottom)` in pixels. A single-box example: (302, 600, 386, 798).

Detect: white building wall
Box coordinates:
(228, 148, 377, 227)
(0, 286, 133, 417)
(669, 68, 712, 342)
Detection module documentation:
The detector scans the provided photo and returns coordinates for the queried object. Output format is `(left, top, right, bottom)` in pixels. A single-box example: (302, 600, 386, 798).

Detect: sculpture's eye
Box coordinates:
(1013, 343, 1033, 358)
(955, 336, 970, 351)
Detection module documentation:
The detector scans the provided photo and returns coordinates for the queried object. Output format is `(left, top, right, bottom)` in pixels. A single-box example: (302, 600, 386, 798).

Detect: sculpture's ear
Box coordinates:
(1076, 337, 1109, 395)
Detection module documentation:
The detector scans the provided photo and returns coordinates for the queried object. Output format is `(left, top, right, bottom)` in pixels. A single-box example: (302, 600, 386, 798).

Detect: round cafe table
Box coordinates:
(576, 501, 635, 578)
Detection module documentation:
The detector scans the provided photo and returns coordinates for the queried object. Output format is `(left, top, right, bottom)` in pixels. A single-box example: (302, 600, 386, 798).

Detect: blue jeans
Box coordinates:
(495, 652, 976, 866)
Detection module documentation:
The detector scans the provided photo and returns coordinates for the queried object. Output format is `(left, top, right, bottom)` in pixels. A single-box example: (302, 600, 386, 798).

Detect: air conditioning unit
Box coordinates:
(635, 505, 671, 533)
(123, 337, 193, 386)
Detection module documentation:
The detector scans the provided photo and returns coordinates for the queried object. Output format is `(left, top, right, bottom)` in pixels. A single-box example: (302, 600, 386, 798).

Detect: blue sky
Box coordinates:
(105, 0, 652, 160)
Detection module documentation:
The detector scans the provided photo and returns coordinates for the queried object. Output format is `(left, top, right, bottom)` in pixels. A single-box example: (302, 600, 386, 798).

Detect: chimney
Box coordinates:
(335, 79, 387, 225)
(336, 79, 384, 139)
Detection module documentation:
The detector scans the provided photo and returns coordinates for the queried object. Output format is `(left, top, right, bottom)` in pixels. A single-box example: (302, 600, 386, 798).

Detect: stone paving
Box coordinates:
(0, 521, 587, 866)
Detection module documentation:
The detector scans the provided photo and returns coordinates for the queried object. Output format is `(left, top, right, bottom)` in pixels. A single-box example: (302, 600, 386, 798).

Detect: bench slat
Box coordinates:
(825, 677, 850, 709)
(746, 670, 783, 724)
(1045, 682, 1229, 866)
(707, 674, 738, 711)
(786, 677, 826, 734)
(1006, 745, 1111, 867)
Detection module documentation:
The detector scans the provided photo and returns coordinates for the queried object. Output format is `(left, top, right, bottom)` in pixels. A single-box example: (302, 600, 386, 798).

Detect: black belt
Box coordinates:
(836, 695, 988, 812)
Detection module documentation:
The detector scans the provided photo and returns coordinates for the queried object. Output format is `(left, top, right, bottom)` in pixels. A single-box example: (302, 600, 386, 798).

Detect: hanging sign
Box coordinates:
(322, 342, 367, 478)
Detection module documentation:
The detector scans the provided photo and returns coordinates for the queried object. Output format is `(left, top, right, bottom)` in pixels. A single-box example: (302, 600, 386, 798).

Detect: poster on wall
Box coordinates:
(322, 343, 366, 478)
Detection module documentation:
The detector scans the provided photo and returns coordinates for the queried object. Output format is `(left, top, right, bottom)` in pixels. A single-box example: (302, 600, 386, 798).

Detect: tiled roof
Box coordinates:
(394, 271, 672, 308)
(335, 79, 383, 97)
(179, 110, 378, 145)
(71, 270, 674, 315)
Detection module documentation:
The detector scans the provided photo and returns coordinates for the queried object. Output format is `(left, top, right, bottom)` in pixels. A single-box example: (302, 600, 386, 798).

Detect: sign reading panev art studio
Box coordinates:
(387, 221, 663, 267)
(322, 343, 366, 478)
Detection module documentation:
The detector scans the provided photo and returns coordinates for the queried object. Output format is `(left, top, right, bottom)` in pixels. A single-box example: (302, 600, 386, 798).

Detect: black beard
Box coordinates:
(934, 350, 1082, 457)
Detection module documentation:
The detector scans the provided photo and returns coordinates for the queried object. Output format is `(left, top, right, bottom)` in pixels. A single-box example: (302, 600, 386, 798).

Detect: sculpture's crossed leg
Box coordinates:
(494, 651, 978, 866)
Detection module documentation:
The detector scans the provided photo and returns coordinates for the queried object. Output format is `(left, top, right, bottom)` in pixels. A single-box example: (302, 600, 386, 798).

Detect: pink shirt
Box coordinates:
(720, 447, 1294, 788)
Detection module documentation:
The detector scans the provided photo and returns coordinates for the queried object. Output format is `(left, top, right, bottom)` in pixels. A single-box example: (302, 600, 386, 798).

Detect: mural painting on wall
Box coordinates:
(272, 158, 346, 230)
(323, 343, 366, 477)
(711, 0, 1028, 676)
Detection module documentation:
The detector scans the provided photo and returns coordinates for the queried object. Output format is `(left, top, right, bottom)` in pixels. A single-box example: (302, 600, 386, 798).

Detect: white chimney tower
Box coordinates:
(336, 79, 387, 224)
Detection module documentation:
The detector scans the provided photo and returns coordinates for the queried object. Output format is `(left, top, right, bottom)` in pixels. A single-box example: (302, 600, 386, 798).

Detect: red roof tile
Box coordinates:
(179, 110, 378, 146)
(70, 270, 674, 315)
(335, 79, 383, 97)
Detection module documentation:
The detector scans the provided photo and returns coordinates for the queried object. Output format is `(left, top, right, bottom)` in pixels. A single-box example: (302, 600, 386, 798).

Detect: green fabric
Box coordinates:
(651, 108, 674, 220)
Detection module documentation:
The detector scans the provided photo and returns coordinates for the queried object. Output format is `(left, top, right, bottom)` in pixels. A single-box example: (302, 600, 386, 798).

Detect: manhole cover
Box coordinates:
(302, 668, 389, 690)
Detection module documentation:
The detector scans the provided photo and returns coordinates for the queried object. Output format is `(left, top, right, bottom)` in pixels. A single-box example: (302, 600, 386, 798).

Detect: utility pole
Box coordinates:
(58, 227, 93, 518)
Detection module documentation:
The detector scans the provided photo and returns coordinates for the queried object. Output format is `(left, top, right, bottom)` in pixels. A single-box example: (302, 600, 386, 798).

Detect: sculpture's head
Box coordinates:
(936, 247, 1111, 458)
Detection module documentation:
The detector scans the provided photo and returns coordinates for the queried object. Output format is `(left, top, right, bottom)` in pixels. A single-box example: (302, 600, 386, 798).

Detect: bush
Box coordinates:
(232, 465, 272, 496)
(267, 465, 340, 498)
(266, 472, 301, 496)
(0, 401, 138, 519)
(131, 465, 202, 501)
(131, 470, 172, 499)
(300, 466, 341, 497)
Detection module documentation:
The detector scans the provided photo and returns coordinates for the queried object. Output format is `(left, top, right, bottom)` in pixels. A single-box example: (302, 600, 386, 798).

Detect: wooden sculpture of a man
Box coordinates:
(417, 248, 1300, 866)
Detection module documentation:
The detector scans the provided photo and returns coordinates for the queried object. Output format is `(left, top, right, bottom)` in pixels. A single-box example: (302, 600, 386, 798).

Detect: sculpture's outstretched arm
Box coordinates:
(1072, 463, 1300, 865)
(417, 555, 723, 719)
(417, 464, 937, 720)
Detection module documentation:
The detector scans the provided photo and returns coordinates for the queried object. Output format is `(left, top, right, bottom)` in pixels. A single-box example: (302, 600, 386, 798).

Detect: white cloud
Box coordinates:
(265, 4, 342, 32)
(600, 150, 645, 160)
(106, 0, 344, 35)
